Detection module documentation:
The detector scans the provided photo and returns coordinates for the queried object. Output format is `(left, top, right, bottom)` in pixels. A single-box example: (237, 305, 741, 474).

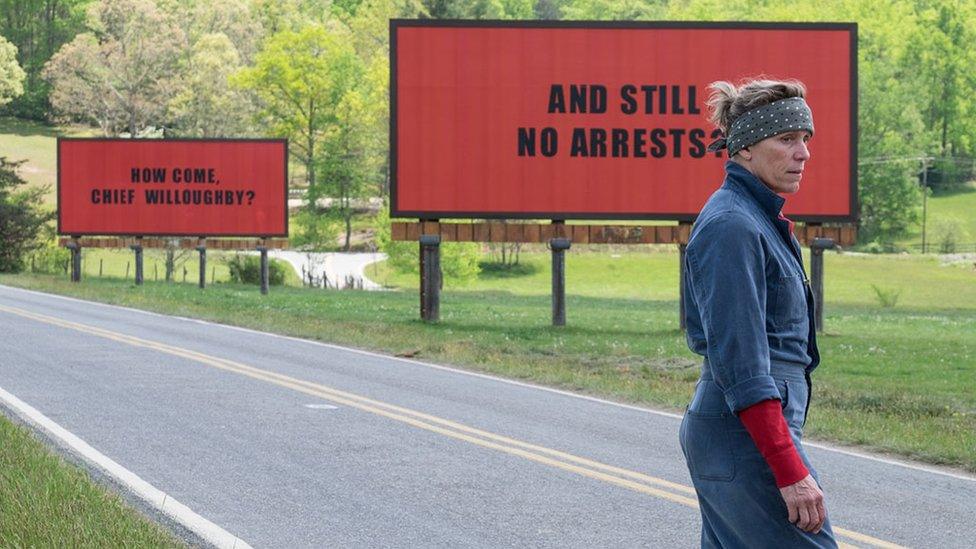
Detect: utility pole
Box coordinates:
(921, 156, 929, 254)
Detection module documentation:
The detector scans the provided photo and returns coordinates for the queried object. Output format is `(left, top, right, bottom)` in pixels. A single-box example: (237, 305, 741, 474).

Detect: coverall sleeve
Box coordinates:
(686, 213, 781, 413)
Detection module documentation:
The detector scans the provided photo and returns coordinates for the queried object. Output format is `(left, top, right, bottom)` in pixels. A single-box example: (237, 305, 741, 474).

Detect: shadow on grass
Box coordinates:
(0, 116, 61, 138)
(930, 182, 976, 199)
(0, 116, 95, 138)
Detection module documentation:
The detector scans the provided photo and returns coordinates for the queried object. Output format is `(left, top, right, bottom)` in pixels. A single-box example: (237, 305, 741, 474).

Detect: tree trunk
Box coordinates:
(306, 98, 315, 195)
(343, 184, 352, 251)
(344, 212, 352, 251)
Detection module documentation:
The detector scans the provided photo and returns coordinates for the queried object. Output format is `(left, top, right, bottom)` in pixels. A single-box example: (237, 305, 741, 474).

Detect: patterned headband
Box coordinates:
(706, 97, 814, 157)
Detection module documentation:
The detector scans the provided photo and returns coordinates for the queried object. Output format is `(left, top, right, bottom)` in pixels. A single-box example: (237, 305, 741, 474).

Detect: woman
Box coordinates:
(679, 78, 837, 548)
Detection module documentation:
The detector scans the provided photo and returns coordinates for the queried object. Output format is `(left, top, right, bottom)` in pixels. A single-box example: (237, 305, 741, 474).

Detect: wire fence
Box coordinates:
(900, 242, 976, 255)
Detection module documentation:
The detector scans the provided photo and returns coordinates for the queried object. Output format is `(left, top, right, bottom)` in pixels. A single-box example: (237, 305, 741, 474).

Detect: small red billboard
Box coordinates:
(391, 21, 857, 222)
(58, 139, 288, 236)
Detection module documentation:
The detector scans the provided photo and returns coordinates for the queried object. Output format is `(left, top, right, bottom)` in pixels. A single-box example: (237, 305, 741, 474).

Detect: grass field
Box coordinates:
(0, 414, 185, 547)
(0, 116, 95, 205)
(894, 182, 976, 252)
(3, 248, 974, 472)
(373, 247, 976, 310)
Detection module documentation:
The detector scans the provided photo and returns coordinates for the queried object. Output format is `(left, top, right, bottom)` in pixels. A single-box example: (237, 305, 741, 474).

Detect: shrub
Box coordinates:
(871, 285, 901, 308)
(478, 260, 539, 278)
(931, 218, 969, 254)
(374, 201, 481, 283)
(225, 254, 285, 286)
(26, 235, 70, 274)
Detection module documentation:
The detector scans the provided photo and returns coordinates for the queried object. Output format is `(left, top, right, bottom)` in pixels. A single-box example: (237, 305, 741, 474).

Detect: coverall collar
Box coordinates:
(721, 160, 787, 218)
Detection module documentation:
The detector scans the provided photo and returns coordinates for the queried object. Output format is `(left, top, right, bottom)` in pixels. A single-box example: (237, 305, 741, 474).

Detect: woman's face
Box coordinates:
(737, 130, 812, 194)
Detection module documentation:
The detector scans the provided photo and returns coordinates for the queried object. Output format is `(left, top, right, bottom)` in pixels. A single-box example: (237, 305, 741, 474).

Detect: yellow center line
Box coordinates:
(0, 304, 906, 549)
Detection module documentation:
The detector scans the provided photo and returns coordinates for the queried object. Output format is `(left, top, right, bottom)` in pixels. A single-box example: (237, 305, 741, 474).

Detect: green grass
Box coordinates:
(374, 248, 976, 310)
(0, 414, 185, 547)
(894, 181, 976, 252)
(0, 116, 95, 205)
(3, 249, 974, 472)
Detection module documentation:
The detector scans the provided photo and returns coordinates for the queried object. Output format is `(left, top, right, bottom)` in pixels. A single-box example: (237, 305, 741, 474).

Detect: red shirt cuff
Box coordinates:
(739, 399, 809, 487)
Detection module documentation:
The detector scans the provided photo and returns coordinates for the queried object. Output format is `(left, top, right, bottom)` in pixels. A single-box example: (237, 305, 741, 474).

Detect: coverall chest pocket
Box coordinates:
(769, 274, 807, 330)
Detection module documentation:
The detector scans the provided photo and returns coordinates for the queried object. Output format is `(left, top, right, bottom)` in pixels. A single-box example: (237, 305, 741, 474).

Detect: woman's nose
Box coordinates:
(795, 141, 811, 161)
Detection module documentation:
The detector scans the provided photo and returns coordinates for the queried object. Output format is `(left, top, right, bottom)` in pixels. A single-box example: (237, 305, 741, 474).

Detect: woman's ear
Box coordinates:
(737, 146, 752, 161)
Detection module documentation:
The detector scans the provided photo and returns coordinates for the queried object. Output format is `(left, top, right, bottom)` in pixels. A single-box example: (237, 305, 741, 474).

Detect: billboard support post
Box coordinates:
(550, 236, 571, 327)
(196, 238, 206, 289)
(419, 234, 441, 322)
(257, 242, 269, 295)
(810, 237, 835, 333)
(67, 238, 81, 282)
(130, 238, 143, 285)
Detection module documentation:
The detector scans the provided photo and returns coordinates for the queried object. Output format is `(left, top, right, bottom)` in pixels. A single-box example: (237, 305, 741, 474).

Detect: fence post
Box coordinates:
(810, 237, 835, 333)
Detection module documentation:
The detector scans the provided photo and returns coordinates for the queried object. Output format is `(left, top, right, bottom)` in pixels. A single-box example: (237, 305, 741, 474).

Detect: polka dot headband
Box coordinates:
(706, 97, 814, 157)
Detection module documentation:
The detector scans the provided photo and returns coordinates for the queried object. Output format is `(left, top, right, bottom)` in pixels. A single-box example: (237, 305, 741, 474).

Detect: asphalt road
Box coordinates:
(1, 284, 973, 548)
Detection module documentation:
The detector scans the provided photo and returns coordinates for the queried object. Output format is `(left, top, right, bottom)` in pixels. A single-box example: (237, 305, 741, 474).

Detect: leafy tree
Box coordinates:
(163, 0, 264, 64)
(561, 0, 665, 19)
(42, 0, 184, 136)
(904, 0, 976, 158)
(0, 0, 90, 119)
(0, 35, 26, 106)
(319, 53, 390, 249)
(291, 207, 341, 251)
(340, 0, 426, 198)
(168, 33, 254, 137)
(234, 23, 358, 196)
(0, 158, 54, 272)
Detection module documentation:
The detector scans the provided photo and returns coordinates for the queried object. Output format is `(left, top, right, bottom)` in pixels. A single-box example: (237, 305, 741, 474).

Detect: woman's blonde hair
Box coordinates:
(707, 78, 807, 135)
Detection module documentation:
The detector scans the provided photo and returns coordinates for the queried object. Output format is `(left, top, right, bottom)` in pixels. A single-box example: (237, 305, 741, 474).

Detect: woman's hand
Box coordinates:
(779, 474, 826, 533)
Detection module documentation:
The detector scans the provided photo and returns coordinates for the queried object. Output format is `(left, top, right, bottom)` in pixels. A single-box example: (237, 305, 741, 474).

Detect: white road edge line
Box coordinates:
(0, 383, 252, 549)
(4, 284, 976, 484)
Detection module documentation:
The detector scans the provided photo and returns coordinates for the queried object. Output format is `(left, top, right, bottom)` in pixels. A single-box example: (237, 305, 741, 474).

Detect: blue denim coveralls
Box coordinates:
(679, 161, 837, 548)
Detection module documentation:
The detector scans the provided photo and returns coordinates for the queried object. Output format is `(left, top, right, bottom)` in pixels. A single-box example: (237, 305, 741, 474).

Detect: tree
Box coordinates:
(0, 0, 90, 119)
(561, 0, 665, 19)
(0, 158, 54, 272)
(236, 21, 369, 249)
(42, 0, 184, 136)
(168, 33, 254, 137)
(0, 35, 26, 106)
(904, 0, 976, 158)
(234, 23, 358, 195)
(163, 0, 264, 64)
(340, 0, 426, 197)
(421, 0, 534, 18)
(319, 53, 389, 249)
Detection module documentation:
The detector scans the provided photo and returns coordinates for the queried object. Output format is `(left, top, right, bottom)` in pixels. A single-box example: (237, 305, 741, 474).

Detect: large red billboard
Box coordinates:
(58, 139, 288, 236)
(391, 21, 857, 222)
